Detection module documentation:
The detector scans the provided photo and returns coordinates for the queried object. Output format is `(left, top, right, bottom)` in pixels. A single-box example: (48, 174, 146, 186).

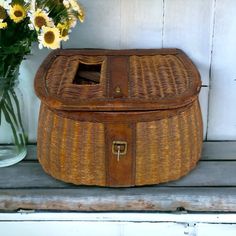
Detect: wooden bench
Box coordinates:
(0, 142, 235, 212)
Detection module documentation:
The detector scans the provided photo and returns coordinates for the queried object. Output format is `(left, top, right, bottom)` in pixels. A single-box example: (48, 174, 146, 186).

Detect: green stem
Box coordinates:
(2, 103, 20, 148)
(0, 59, 27, 150)
(1, 90, 26, 150)
(4, 93, 19, 129)
(10, 89, 25, 135)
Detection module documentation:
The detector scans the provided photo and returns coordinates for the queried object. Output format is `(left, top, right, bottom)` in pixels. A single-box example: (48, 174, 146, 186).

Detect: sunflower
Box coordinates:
(63, 0, 70, 9)
(9, 4, 27, 23)
(38, 26, 61, 49)
(31, 9, 54, 31)
(68, 0, 80, 11)
(68, 14, 77, 28)
(1, 0, 11, 10)
(68, 0, 85, 22)
(57, 23, 70, 41)
(0, 19, 7, 29)
(78, 7, 85, 23)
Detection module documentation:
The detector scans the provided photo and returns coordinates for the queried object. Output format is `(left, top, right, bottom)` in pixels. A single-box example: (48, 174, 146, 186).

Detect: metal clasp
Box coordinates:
(115, 86, 121, 94)
(112, 141, 127, 162)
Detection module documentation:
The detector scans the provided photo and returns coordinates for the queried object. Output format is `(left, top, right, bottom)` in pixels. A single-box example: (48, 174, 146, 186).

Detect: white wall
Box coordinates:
(207, 0, 236, 140)
(3, 0, 236, 142)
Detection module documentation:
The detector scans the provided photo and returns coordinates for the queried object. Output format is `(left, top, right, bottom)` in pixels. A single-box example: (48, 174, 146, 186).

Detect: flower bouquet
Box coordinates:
(0, 0, 84, 167)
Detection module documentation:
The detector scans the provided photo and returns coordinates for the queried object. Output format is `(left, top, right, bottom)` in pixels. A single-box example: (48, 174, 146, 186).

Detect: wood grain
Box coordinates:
(62, 0, 121, 49)
(163, 0, 215, 86)
(120, 0, 163, 49)
(202, 142, 236, 160)
(0, 142, 236, 212)
(0, 160, 236, 189)
(207, 0, 236, 140)
(23, 142, 236, 161)
(1, 187, 236, 212)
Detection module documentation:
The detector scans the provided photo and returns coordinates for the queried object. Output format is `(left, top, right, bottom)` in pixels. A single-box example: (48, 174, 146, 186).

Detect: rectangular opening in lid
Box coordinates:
(73, 62, 102, 85)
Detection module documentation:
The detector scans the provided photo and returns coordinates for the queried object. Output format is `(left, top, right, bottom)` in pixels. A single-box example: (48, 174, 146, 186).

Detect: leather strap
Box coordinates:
(51, 102, 193, 123)
(108, 56, 129, 99)
(105, 123, 135, 187)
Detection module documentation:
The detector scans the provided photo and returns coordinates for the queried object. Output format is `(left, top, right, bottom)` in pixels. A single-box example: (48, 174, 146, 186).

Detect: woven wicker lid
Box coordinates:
(35, 49, 201, 111)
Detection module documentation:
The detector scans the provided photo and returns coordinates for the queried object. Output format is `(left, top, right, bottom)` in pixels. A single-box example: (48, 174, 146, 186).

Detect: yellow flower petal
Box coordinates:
(78, 10, 85, 23)
(68, 0, 85, 22)
(9, 4, 26, 23)
(39, 26, 61, 49)
(57, 23, 70, 41)
(0, 21, 7, 29)
(32, 9, 54, 31)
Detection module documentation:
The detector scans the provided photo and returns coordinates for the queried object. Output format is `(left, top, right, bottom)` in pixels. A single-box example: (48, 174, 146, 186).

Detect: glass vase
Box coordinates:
(0, 64, 27, 167)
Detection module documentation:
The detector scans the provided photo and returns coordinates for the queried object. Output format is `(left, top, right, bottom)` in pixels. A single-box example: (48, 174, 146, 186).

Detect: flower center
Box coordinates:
(61, 29, 69, 37)
(44, 31, 55, 44)
(35, 16, 46, 28)
(0, 6, 6, 19)
(14, 10, 23, 17)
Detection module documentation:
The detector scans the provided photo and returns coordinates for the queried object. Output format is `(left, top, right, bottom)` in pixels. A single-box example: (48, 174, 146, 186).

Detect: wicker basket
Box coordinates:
(35, 49, 203, 187)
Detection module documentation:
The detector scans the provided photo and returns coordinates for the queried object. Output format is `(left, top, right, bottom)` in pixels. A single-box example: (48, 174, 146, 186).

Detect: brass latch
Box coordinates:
(115, 86, 121, 94)
(112, 141, 128, 162)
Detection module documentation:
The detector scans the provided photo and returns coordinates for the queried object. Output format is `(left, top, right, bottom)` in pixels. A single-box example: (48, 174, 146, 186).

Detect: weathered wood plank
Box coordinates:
(202, 142, 236, 160)
(207, 0, 236, 140)
(0, 163, 67, 189)
(163, 0, 215, 139)
(0, 142, 236, 212)
(62, 0, 121, 49)
(0, 221, 187, 236)
(24, 142, 236, 161)
(119, 0, 163, 48)
(163, 0, 215, 86)
(1, 212, 236, 223)
(164, 160, 236, 187)
(0, 160, 236, 188)
(24, 145, 38, 161)
(1, 187, 236, 212)
(0, 212, 231, 223)
(197, 223, 236, 236)
(0, 222, 122, 236)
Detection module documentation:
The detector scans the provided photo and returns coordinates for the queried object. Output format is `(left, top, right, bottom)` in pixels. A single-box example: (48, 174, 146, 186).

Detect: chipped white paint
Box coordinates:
(1, 213, 236, 236)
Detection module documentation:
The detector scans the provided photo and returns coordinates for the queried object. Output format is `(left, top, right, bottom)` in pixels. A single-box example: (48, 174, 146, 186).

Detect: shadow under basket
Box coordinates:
(34, 48, 203, 187)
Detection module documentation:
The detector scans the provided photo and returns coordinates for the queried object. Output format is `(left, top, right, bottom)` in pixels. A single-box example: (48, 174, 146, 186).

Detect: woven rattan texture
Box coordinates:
(36, 49, 203, 187)
(46, 55, 107, 100)
(37, 104, 106, 186)
(45, 54, 195, 102)
(37, 100, 202, 186)
(135, 100, 203, 185)
(129, 55, 192, 99)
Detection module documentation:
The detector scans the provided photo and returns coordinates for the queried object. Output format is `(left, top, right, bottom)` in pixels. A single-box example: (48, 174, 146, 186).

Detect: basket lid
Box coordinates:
(34, 49, 201, 111)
